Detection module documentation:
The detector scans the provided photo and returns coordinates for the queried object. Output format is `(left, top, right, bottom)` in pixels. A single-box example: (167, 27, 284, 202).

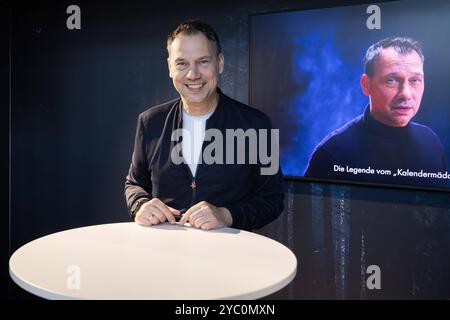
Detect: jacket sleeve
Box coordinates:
(124, 114, 152, 216)
(225, 116, 285, 231)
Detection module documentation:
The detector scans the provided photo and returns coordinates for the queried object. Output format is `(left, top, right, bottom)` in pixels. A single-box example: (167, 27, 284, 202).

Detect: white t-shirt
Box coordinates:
(182, 109, 214, 177)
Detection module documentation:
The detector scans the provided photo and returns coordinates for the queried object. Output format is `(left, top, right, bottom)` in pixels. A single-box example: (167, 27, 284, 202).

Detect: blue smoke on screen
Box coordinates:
(282, 29, 367, 177)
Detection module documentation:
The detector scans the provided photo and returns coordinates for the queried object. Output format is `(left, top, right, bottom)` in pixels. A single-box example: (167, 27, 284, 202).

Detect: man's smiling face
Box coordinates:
(167, 33, 224, 111)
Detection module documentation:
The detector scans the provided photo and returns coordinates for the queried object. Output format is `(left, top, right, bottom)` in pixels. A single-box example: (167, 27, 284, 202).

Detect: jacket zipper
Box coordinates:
(188, 115, 210, 208)
(190, 177, 197, 207)
(185, 112, 212, 209)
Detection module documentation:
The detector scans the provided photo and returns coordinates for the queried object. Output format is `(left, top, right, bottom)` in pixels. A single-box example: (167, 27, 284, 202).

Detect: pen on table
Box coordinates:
(175, 208, 187, 222)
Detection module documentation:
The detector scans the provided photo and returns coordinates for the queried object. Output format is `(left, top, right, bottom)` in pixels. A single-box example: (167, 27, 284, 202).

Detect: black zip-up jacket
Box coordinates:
(124, 90, 284, 231)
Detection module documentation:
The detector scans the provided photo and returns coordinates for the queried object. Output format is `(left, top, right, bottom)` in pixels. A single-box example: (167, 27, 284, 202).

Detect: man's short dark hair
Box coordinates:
(167, 20, 222, 55)
(364, 37, 424, 78)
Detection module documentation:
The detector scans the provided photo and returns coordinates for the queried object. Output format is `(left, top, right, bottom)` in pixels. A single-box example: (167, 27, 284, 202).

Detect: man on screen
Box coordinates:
(304, 37, 448, 187)
(124, 20, 284, 231)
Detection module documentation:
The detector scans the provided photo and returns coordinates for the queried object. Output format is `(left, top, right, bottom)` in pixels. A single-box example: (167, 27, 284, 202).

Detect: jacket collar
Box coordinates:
(175, 88, 227, 129)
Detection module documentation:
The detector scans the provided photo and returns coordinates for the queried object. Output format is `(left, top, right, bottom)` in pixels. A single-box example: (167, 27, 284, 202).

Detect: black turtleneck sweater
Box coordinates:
(304, 105, 448, 188)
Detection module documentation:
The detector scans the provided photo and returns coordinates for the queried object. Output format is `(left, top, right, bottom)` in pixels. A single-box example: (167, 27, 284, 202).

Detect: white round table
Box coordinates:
(9, 222, 297, 300)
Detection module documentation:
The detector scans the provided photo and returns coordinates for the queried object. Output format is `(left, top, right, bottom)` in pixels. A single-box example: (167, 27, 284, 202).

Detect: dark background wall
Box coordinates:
(8, 0, 450, 299)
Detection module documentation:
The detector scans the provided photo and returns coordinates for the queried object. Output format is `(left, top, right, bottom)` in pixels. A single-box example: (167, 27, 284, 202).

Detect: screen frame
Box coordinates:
(248, 0, 450, 194)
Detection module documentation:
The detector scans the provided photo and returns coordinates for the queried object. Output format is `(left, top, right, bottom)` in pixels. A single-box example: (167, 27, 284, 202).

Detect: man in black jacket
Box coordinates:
(124, 20, 284, 231)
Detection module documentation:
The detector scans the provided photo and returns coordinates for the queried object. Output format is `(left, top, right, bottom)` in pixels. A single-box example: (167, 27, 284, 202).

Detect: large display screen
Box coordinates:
(250, 0, 450, 190)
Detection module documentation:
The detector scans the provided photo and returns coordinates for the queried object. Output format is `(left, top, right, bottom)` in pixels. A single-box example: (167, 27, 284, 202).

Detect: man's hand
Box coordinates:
(135, 198, 180, 226)
(179, 201, 233, 230)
